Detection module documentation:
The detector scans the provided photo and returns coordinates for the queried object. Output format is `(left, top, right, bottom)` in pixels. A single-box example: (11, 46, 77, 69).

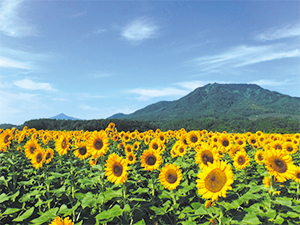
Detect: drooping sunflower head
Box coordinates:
(264, 149, 295, 182)
(233, 151, 250, 170)
(196, 160, 234, 201)
(263, 176, 271, 189)
(132, 141, 140, 151)
(105, 153, 128, 185)
(87, 131, 109, 157)
(140, 149, 162, 171)
(45, 148, 54, 164)
(254, 150, 265, 165)
(159, 164, 182, 190)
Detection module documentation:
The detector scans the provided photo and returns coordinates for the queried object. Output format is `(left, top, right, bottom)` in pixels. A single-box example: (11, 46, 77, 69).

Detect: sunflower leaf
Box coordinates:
(242, 212, 261, 224)
(12, 207, 34, 222)
(0, 193, 10, 203)
(2, 208, 22, 215)
(95, 204, 123, 221)
(29, 207, 58, 225)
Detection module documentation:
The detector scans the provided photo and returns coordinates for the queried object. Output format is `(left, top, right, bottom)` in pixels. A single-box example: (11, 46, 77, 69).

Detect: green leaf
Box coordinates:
(132, 187, 149, 194)
(81, 192, 97, 209)
(10, 190, 20, 202)
(13, 207, 34, 222)
(2, 208, 21, 215)
(273, 197, 292, 207)
(242, 212, 261, 224)
(130, 197, 147, 202)
(273, 215, 285, 224)
(135, 219, 146, 225)
(123, 204, 131, 212)
(194, 206, 208, 215)
(103, 188, 122, 202)
(30, 207, 58, 225)
(191, 202, 202, 210)
(0, 193, 10, 203)
(150, 206, 168, 215)
(58, 201, 80, 216)
(95, 204, 123, 221)
(292, 205, 300, 213)
(182, 206, 194, 213)
(35, 199, 53, 207)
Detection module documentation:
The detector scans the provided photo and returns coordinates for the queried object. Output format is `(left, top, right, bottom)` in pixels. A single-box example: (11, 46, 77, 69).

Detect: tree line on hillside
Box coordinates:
(0, 117, 297, 134)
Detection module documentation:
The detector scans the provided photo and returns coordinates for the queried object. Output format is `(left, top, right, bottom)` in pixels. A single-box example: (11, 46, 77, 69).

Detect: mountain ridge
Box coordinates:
(109, 83, 300, 121)
(50, 113, 79, 120)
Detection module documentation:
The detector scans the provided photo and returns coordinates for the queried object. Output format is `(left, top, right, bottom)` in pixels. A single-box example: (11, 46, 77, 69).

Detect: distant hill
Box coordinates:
(50, 113, 79, 120)
(112, 83, 300, 121)
(107, 113, 128, 119)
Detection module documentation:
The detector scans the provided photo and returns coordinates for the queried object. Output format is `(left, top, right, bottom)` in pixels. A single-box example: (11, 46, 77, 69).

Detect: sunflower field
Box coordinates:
(0, 124, 300, 225)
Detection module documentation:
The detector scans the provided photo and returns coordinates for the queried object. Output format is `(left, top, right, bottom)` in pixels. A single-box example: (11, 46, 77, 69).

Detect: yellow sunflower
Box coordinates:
(218, 134, 232, 152)
(140, 149, 162, 171)
(132, 141, 140, 151)
(264, 149, 295, 182)
(0, 129, 13, 150)
(254, 150, 265, 165)
(291, 166, 300, 183)
(149, 138, 162, 151)
(45, 148, 54, 164)
(263, 176, 271, 189)
(159, 164, 182, 190)
(74, 142, 90, 160)
(195, 144, 220, 169)
(176, 144, 187, 157)
(233, 151, 250, 170)
(55, 133, 70, 155)
(125, 144, 133, 154)
(126, 152, 136, 165)
(86, 130, 109, 157)
(49, 216, 74, 225)
(196, 160, 234, 201)
(234, 138, 247, 148)
(31, 149, 45, 169)
(186, 130, 201, 147)
(283, 142, 298, 155)
(24, 138, 41, 159)
(105, 153, 128, 185)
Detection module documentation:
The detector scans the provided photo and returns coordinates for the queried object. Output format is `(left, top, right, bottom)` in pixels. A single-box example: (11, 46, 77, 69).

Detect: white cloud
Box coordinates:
(0, 0, 38, 37)
(175, 81, 208, 90)
(190, 44, 300, 73)
(80, 104, 101, 111)
(0, 56, 31, 69)
(256, 22, 300, 41)
(249, 79, 291, 86)
(121, 17, 158, 43)
(14, 78, 56, 91)
(127, 87, 189, 101)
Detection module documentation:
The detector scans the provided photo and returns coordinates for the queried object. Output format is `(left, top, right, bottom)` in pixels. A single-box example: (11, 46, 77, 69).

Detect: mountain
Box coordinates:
(50, 113, 79, 120)
(114, 83, 300, 121)
(107, 113, 128, 119)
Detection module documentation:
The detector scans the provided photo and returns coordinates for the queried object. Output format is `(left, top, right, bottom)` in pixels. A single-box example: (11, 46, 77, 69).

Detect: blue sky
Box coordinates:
(0, 0, 299, 125)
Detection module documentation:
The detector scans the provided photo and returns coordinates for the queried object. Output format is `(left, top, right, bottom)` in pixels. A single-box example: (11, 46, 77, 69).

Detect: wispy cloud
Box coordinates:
(0, 0, 38, 37)
(0, 56, 32, 69)
(121, 17, 159, 43)
(175, 81, 208, 91)
(14, 78, 56, 91)
(127, 87, 189, 101)
(80, 104, 102, 111)
(189, 44, 300, 73)
(256, 22, 300, 41)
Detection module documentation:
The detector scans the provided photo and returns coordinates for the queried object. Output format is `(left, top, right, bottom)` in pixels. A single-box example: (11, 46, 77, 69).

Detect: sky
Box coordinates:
(0, 0, 299, 125)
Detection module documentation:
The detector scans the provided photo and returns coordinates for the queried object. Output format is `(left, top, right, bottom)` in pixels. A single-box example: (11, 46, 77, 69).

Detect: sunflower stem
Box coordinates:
(122, 184, 129, 223)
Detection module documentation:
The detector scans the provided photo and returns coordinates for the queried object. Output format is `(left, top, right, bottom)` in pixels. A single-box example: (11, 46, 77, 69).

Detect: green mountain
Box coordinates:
(49, 113, 79, 120)
(114, 83, 300, 121)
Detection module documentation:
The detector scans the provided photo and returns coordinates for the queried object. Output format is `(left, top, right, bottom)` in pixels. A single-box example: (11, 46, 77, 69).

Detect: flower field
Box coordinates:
(0, 124, 300, 225)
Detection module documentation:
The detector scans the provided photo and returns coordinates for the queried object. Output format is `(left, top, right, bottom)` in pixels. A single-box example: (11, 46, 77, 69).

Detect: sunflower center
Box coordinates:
(36, 153, 43, 163)
(179, 147, 184, 153)
(222, 140, 229, 147)
(286, 146, 293, 152)
(79, 146, 87, 155)
(4, 135, 10, 143)
(152, 143, 159, 150)
(183, 139, 188, 145)
(204, 168, 227, 193)
(202, 150, 214, 165)
(113, 163, 123, 177)
(251, 139, 256, 144)
(61, 139, 67, 149)
(46, 152, 51, 160)
(271, 158, 287, 173)
(94, 139, 103, 150)
(238, 156, 245, 165)
(191, 136, 198, 143)
(238, 140, 243, 145)
(258, 153, 263, 161)
(126, 147, 132, 153)
(145, 155, 157, 166)
(29, 146, 36, 154)
(128, 155, 134, 161)
(274, 144, 282, 150)
(166, 170, 178, 184)
(296, 172, 300, 179)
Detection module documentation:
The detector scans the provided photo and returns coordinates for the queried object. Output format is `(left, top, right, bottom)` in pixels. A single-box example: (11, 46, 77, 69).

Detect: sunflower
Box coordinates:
(233, 151, 250, 170)
(118, 142, 125, 150)
(24, 138, 41, 159)
(149, 138, 161, 151)
(112, 134, 119, 142)
(86, 130, 109, 157)
(50, 216, 74, 225)
(234, 138, 247, 148)
(291, 166, 300, 183)
(159, 164, 182, 190)
(283, 142, 298, 155)
(264, 149, 295, 182)
(218, 134, 232, 152)
(122, 133, 131, 142)
(176, 144, 187, 157)
(45, 148, 54, 164)
(0, 129, 13, 150)
(55, 133, 70, 155)
(263, 176, 271, 189)
(126, 152, 136, 165)
(270, 140, 284, 151)
(140, 149, 162, 171)
(196, 160, 234, 201)
(125, 144, 133, 154)
(254, 150, 265, 165)
(31, 149, 45, 169)
(105, 153, 128, 185)
(107, 122, 115, 131)
(74, 142, 90, 160)
(89, 155, 98, 167)
(195, 144, 220, 169)
(186, 130, 201, 147)
(132, 141, 140, 151)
